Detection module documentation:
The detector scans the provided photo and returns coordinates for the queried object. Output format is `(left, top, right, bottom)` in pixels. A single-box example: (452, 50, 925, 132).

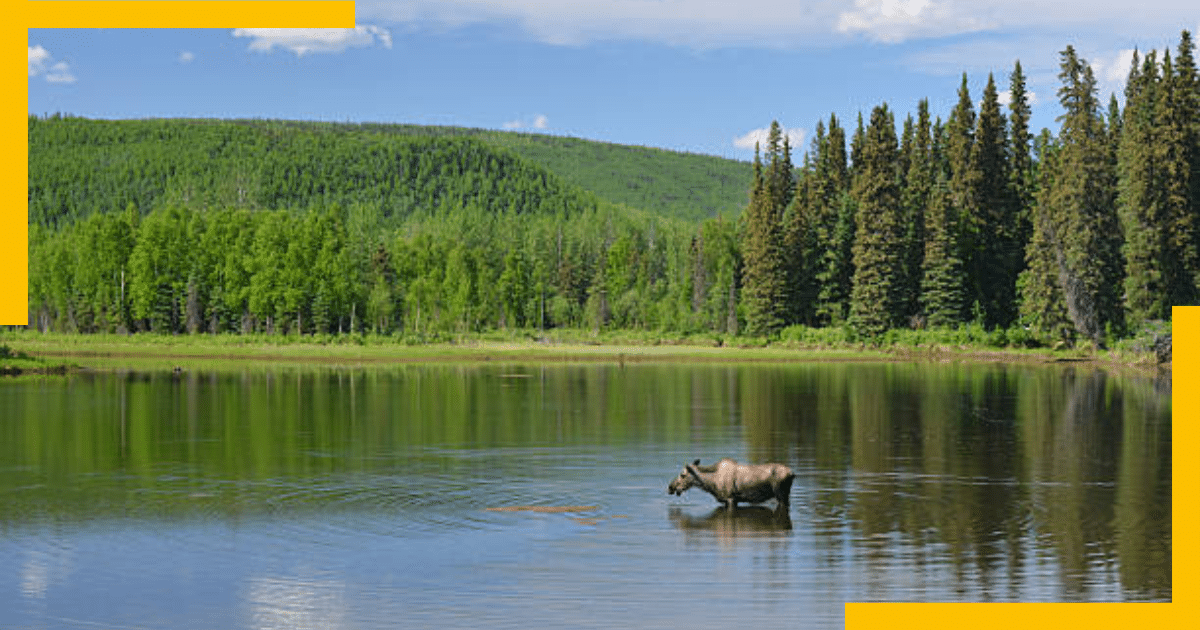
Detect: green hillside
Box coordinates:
(29, 117, 749, 227)
(28, 116, 617, 228)
(230, 119, 751, 223)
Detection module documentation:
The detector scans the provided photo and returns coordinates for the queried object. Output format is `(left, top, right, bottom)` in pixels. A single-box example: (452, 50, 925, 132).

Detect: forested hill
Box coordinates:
(28, 116, 749, 227)
(28, 116, 610, 228)
(338, 123, 753, 223)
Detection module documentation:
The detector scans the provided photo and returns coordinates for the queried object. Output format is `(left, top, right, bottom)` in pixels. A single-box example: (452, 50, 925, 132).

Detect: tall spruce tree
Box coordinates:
(1006, 61, 1035, 331)
(1044, 45, 1124, 345)
(1182, 31, 1200, 303)
(972, 73, 1018, 328)
(1007, 60, 1035, 269)
(1164, 31, 1200, 308)
(945, 73, 979, 324)
(813, 115, 855, 325)
(1118, 49, 1169, 325)
(849, 104, 904, 337)
(784, 152, 817, 326)
(740, 122, 792, 336)
(900, 100, 934, 325)
(921, 170, 967, 326)
(1019, 130, 1075, 343)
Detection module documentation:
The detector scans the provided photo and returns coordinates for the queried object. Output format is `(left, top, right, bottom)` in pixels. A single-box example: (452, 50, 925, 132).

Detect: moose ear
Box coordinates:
(693, 459, 701, 466)
(686, 463, 702, 479)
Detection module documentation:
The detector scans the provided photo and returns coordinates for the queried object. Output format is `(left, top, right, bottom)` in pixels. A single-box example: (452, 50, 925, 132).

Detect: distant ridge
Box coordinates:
(248, 119, 752, 223)
(28, 116, 750, 227)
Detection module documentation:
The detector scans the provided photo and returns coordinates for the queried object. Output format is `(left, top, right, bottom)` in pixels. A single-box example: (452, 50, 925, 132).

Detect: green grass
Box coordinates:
(0, 327, 1162, 373)
(0, 343, 75, 375)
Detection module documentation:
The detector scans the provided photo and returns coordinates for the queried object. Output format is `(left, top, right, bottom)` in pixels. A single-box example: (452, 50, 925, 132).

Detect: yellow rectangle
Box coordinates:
(24, 1, 355, 29)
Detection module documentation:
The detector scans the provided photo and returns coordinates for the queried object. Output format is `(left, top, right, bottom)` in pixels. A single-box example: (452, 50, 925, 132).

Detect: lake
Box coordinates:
(0, 361, 1172, 628)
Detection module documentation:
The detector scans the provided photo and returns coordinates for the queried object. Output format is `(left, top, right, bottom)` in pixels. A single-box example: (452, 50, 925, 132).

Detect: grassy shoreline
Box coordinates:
(0, 329, 1166, 373)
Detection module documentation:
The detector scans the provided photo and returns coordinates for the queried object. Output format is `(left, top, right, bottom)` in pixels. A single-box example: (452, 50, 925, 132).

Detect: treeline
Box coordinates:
(740, 32, 1199, 345)
(26, 33, 1199, 345)
(28, 199, 743, 336)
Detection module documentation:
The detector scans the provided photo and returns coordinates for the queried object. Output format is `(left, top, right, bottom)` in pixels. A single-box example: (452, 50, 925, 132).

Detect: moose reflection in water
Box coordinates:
(667, 458, 794, 508)
(669, 505, 794, 537)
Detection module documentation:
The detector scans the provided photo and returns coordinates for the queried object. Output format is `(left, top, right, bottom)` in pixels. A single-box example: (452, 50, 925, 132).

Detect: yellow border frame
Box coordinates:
(6, 3, 1191, 628)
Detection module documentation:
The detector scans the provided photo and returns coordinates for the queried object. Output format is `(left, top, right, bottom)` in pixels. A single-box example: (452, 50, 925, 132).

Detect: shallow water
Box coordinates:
(0, 362, 1172, 628)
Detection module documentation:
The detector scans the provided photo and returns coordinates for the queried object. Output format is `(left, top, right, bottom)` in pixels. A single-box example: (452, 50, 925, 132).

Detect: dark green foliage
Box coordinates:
(1118, 49, 1170, 326)
(1036, 46, 1124, 345)
(1162, 32, 1200, 306)
(811, 116, 854, 325)
(941, 74, 982, 329)
(1007, 61, 1035, 304)
(921, 172, 967, 326)
(899, 101, 934, 325)
(740, 133, 789, 336)
(1018, 132, 1075, 342)
(972, 74, 1019, 328)
(783, 152, 818, 326)
(849, 104, 904, 338)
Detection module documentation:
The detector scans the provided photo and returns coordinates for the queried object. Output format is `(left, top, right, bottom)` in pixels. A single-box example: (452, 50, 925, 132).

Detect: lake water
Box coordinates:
(0, 361, 1172, 628)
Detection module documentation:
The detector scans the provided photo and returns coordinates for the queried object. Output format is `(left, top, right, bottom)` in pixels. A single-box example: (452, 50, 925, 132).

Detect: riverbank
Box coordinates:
(0, 343, 77, 376)
(0, 329, 1166, 374)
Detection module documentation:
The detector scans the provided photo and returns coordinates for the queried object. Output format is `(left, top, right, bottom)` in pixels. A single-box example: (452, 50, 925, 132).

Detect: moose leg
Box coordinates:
(775, 475, 795, 506)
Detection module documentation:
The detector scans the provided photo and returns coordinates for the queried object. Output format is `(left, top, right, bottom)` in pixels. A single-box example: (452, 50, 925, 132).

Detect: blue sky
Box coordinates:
(27, 1, 1200, 161)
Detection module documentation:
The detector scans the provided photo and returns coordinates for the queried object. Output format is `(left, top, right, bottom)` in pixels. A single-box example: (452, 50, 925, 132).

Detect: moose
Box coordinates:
(667, 458, 794, 508)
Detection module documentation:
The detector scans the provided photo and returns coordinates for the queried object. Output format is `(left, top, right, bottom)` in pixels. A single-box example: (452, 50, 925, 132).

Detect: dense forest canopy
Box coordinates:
(26, 31, 1200, 346)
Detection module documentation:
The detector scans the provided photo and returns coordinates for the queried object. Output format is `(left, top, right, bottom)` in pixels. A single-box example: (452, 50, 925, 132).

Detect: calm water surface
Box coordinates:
(0, 362, 1172, 629)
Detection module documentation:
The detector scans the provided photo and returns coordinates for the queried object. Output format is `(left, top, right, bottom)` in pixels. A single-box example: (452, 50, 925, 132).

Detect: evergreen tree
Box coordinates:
(1118, 49, 1169, 325)
(1007, 60, 1035, 290)
(783, 151, 817, 325)
(850, 104, 904, 337)
(850, 113, 866, 180)
(765, 122, 795, 216)
(945, 73, 979, 324)
(740, 139, 788, 336)
(813, 115, 854, 325)
(1163, 31, 1200, 307)
(1043, 46, 1124, 345)
(972, 73, 1017, 328)
(900, 100, 934, 325)
(1018, 131, 1075, 342)
(921, 171, 967, 326)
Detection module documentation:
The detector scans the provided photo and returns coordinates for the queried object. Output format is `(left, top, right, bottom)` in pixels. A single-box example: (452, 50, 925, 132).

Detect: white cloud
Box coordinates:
(733, 126, 806, 152)
(358, 0, 845, 48)
(29, 45, 75, 84)
(28, 45, 51, 76)
(503, 114, 550, 130)
(179, 51, 196, 64)
(1095, 49, 1137, 84)
(357, 1, 1194, 48)
(45, 62, 76, 84)
(232, 25, 393, 56)
(998, 89, 1039, 107)
(1090, 48, 1138, 99)
(836, 0, 990, 43)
